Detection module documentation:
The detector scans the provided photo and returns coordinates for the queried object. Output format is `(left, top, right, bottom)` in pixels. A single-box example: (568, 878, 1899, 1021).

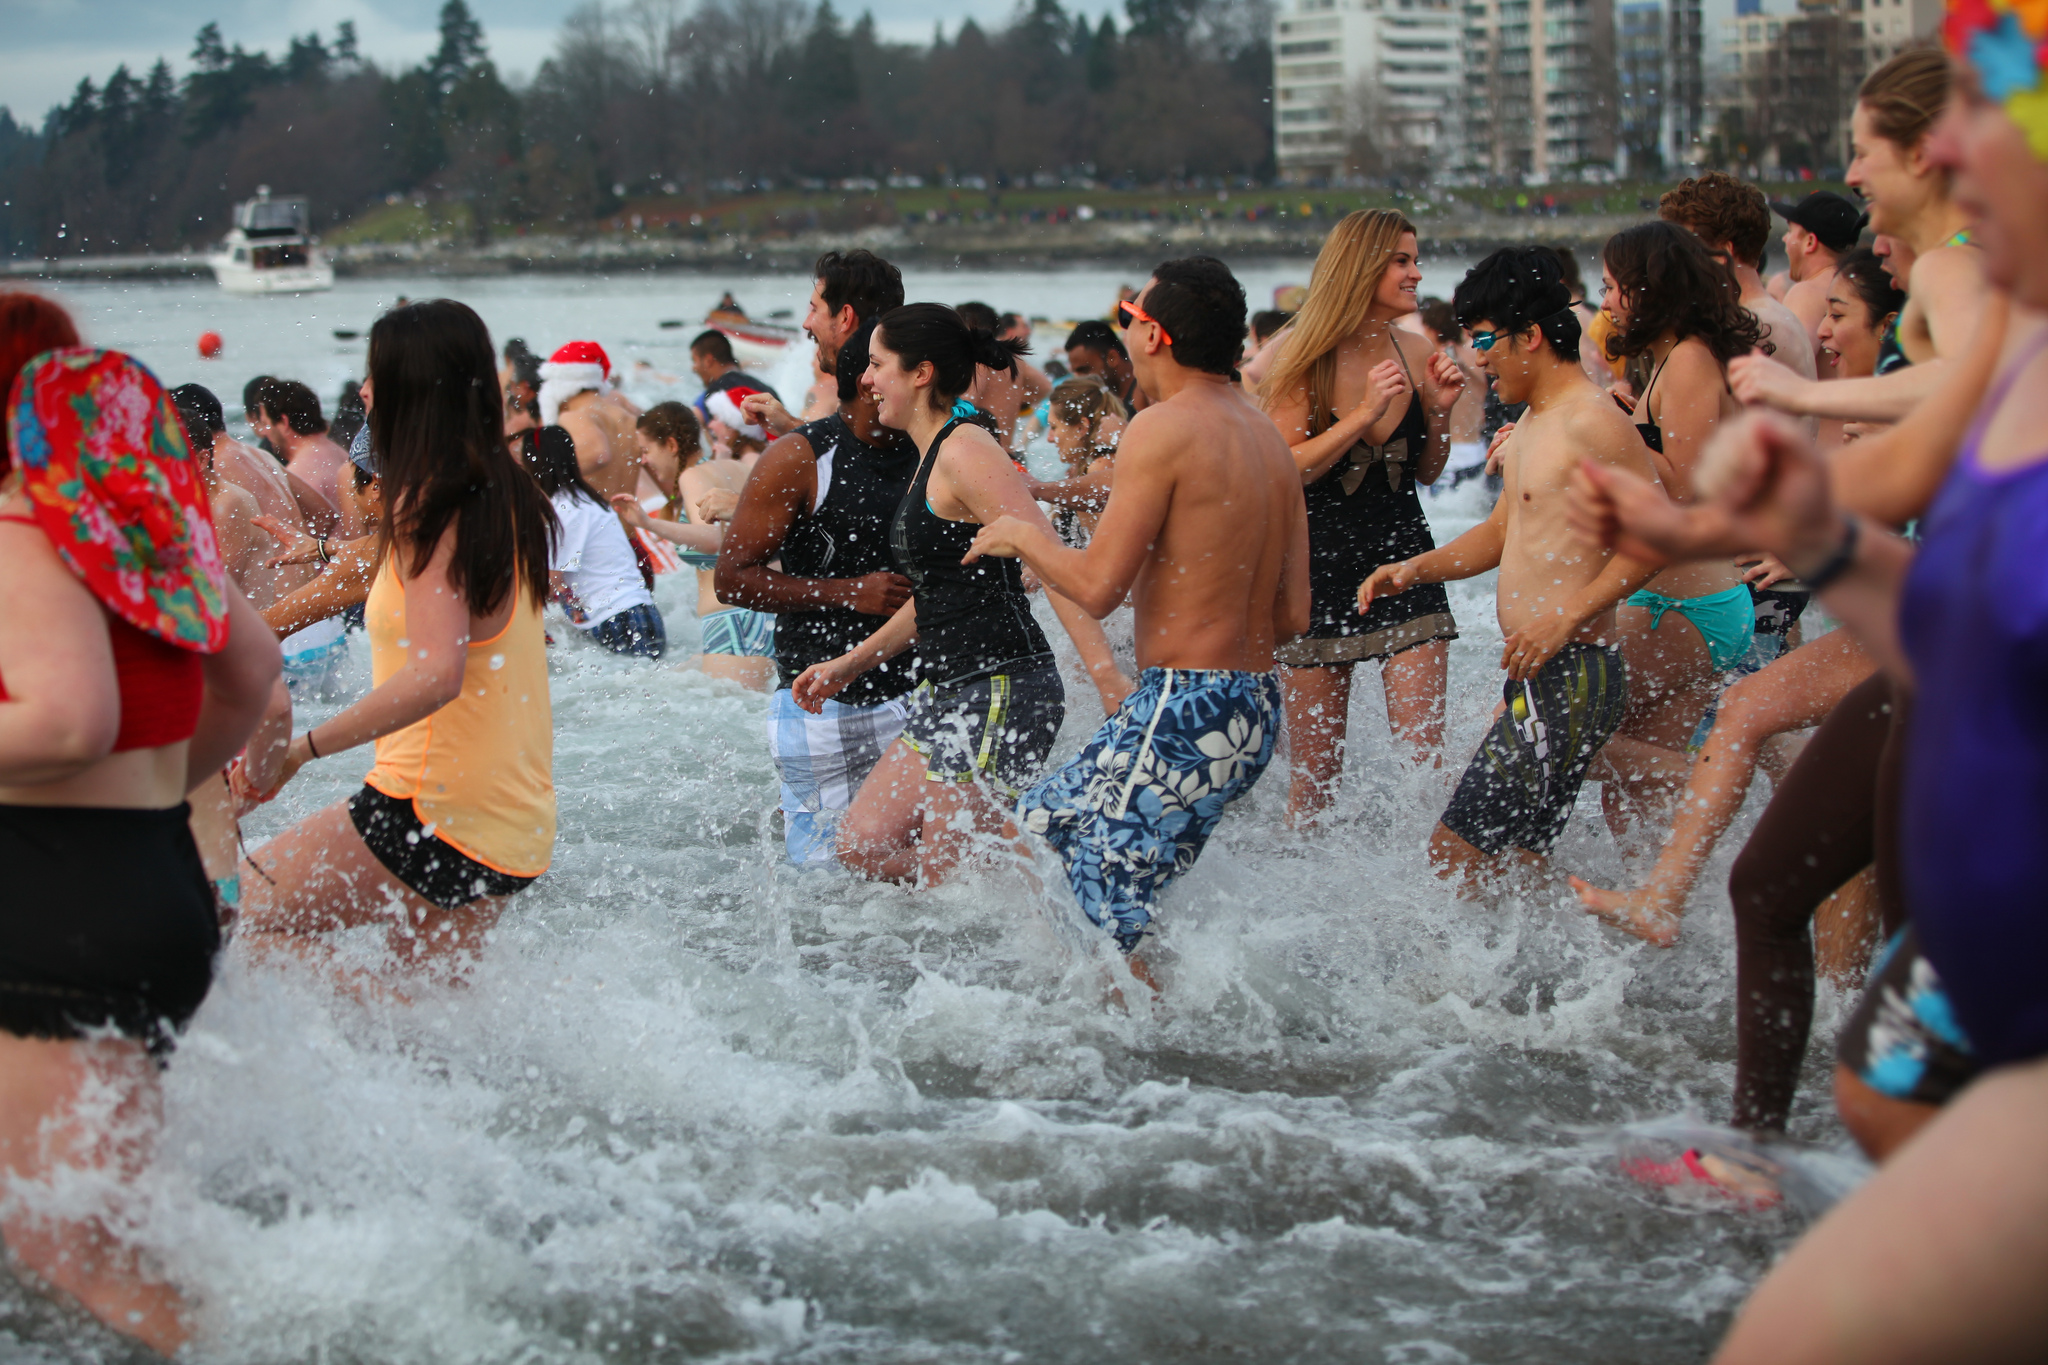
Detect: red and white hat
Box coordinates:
(538, 340, 612, 425)
(703, 385, 766, 441)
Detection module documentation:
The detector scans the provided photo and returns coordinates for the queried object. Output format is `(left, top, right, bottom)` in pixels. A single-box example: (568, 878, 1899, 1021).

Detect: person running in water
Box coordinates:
(1358, 248, 1661, 895)
(1260, 210, 1465, 816)
(1659, 173, 1819, 386)
(746, 249, 906, 437)
(237, 300, 558, 979)
(1768, 190, 1867, 359)
(790, 306, 1118, 884)
(0, 304, 280, 1356)
(1063, 320, 1150, 414)
(694, 321, 920, 864)
(965, 256, 1310, 961)
(252, 377, 364, 535)
(522, 425, 666, 659)
(1594, 222, 1761, 832)
(541, 340, 644, 504)
(1730, 49, 1994, 422)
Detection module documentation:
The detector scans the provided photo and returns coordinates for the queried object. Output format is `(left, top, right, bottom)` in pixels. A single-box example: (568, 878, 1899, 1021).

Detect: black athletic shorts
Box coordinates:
(1441, 642, 1629, 856)
(901, 660, 1066, 799)
(348, 786, 538, 910)
(0, 802, 219, 1057)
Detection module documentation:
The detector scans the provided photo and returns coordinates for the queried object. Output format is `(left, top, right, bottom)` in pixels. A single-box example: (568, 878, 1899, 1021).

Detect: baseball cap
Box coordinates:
(1767, 191, 1866, 253)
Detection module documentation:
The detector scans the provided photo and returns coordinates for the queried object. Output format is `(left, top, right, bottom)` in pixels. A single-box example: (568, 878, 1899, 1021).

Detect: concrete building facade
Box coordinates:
(1273, 0, 1466, 183)
(1460, 0, 1618, 180)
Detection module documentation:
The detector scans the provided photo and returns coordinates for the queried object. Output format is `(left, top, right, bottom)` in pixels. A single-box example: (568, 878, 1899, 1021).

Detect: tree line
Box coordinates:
(0, 0, 1274, 258)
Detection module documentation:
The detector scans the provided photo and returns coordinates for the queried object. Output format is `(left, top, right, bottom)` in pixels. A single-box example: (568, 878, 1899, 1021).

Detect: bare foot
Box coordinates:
(1570, 876, 1682, 947)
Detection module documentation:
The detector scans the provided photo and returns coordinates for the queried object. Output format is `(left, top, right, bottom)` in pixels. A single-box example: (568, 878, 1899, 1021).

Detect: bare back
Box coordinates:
(1108, 380, 1308, 671)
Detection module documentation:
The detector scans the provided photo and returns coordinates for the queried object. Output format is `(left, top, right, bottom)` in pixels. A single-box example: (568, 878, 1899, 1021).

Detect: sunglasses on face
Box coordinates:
(1114, 298, 1174, 347)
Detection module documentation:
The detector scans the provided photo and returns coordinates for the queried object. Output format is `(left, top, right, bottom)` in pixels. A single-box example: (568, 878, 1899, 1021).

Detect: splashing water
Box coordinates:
(8, 276, 1858, 1362)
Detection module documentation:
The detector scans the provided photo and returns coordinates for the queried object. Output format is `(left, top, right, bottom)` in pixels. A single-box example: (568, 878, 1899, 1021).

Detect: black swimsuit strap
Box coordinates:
(1639, 345, 1676, 417)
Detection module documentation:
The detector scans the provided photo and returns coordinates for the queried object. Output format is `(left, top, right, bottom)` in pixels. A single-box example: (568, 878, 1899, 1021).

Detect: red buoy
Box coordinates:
(197, 331, 223, 359)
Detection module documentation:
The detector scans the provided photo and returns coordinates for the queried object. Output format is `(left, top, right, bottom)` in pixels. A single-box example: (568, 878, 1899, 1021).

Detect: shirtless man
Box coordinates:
(960, 303, 1052, 449)
(746, 249, 905, 437)
(255, 378, 364, 536)
(1730, 50, 1993, 421)
(1659, 173, 1820, 385)
(1062, 320, 1149, 413)
(1356, 248, 1661, 896)
(1769, 190, 1866, 354)
(966, 255, 1310, 959)
(540, 339, 644, 502)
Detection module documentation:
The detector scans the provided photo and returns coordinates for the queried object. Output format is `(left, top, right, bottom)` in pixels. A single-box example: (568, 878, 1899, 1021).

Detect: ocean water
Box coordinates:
(3, 270, 1854, 1363)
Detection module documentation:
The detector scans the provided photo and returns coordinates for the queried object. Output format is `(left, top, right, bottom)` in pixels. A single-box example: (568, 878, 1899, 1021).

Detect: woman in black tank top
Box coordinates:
(789, 304, 1127, 886)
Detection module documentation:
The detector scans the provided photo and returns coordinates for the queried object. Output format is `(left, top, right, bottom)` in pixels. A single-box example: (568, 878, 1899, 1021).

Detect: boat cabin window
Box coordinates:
(252, 244, 307, 269)
(233, 247, 248, 263)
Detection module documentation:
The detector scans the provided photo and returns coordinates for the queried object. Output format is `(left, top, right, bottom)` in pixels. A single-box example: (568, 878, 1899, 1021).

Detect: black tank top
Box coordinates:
(889, 417, 1052, 687)
(776, 414, 921, 704)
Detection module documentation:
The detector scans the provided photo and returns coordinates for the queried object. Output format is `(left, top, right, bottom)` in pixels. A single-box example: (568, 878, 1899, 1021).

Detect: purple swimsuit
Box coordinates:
(1898, 341, 2048, 1068)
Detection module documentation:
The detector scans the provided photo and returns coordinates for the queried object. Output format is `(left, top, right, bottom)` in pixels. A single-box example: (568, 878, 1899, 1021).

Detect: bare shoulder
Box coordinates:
(1666, 336, 1726, 385)
(1390, 327, 1434, 370)
(1560, 388, 1650, 467)
(1913, 243, 1987, 295)
(215, 480, 263, 521)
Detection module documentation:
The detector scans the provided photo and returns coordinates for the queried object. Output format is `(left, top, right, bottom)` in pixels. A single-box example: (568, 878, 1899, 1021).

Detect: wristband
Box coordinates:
(1792, 517, 1860, 593)
(317, 536, 331, 564)
(305, 729, 321, 759)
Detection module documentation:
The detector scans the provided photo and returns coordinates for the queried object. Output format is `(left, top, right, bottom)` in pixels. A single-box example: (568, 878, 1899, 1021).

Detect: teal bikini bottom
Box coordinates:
(1625, 584, 1755, 674)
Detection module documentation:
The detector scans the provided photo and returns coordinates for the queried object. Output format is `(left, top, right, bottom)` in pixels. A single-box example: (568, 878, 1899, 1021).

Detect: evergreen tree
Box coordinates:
(334, 20, 361, 67)
(1086, 15, 1119, 92)
(426, 1, 490, 100)
(285, 32, 332, 84)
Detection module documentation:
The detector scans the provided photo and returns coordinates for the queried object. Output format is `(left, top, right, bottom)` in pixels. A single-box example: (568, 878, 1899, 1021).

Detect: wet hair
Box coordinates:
(1832, 246, 1908, 329)
(1250, 309, 1293, 344)
(0, 290, 80, 468)
(1546, 245, 1588, 299)
(367, 298, 556, 616)
(1260, 209, 1416, 424)
(1859, 47, 1950, 150)
(1659, 171, 1773, 269)
(521, 424, 606, 507)
(1601, 221, 1767, 364)
(170, 383, 226, 454)
(258, 377, 327, 435)
(503, 337, 541, 388)
(1144, 255, 1247, 376)
(1417, 298, 1456, 344)
(956, 301, 1001, 333)
(1452, 247, 1582, 363)
(836, 316, 878, 404)
(690, 329, 735, 365)
(1064, 319, 1127, 361)
(1047, 375, 1128, 454)
(815, 249, 904, 323)
(875, 303, 1027, 406)
(242, 374, 277, 418)
(637, 400, 702, 459)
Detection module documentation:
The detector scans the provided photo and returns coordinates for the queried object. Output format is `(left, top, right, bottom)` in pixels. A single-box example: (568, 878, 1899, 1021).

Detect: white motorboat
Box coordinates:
(208, 187, 334, 294)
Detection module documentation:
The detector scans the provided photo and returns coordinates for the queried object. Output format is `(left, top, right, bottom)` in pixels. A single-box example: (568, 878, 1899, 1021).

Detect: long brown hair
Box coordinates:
(1602, 222, 1766, 365)
(367, 299, 554, 615)
(1258, 209, 1416, 433)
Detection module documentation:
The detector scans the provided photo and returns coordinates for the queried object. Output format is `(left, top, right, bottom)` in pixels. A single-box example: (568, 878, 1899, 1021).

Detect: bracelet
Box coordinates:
(304, 729, 321, 759)
(1792, 517, 1860, 593)
(316, 537, 331, 564)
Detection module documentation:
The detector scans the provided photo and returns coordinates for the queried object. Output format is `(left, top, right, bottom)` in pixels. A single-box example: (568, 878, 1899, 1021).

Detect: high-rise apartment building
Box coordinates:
(1272, 0, 1466, 183)
(1460, 0, 1618, 179)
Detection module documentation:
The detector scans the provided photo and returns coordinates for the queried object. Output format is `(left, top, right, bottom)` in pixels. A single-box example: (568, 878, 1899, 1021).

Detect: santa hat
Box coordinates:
(703, 385, 766, 441)
(538, 340, 612, 425)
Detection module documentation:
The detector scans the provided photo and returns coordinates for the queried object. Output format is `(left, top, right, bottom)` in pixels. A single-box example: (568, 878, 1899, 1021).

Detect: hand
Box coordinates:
(1500, 612, 1578, 681)
(609, 493, 652, 529)
(1019, 563, 1044, 594)
(1738, 552, 1796, 589)
(1094, 669, 1135, 717)
(1728, 352, 1815, 415)
(1569, 414, 1839, 570)
(839, 571, 912, 616)
(740, 391, 799, 437)
(1353, 358, 1410, 428)
(964, 514, 1036, 563)
(240, 732, 313, 802)
(1484, 422, 1516, 476)
(791, 656, 857, 713)
(1358, 560, 1418, 611)
(252, 514, 322, 567)
(693, 488, 740, 524)
(1423, 350, 1466, 415)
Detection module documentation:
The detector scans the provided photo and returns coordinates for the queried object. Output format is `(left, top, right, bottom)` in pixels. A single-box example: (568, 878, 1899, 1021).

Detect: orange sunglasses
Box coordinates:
(1114, 298, 1173, 346)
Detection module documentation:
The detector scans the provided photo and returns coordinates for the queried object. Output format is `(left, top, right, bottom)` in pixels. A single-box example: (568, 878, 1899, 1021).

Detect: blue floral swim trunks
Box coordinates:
(1019, 667, 1281, 952)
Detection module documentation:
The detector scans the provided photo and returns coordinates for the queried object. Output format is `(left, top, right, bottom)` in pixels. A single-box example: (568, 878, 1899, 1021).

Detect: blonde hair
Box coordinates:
(1047, 376, 1127, 474)
(1258, 209, 1416, 433)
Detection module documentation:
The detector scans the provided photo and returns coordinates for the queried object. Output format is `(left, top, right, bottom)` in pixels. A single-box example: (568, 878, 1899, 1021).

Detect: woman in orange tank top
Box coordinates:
(237, 300, 559, 979)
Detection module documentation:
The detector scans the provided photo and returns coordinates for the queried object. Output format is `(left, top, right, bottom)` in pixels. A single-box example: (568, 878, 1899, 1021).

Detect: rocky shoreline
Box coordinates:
(2, 211, 1645, 281)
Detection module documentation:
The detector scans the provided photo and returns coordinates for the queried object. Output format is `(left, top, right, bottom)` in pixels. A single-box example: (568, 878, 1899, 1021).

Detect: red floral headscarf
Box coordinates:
(5, 348, 229, 652)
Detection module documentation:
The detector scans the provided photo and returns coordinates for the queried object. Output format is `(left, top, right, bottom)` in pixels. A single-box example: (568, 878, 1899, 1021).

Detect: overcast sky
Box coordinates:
(0, 0, 1125, 129)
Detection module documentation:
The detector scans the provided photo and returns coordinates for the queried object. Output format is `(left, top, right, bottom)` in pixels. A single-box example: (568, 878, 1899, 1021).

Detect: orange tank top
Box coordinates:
(362, 555, 556, 877)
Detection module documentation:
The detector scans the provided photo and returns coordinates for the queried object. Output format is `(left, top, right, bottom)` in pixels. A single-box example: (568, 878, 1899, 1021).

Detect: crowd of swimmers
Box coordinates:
(2, 20, 2048, 1358)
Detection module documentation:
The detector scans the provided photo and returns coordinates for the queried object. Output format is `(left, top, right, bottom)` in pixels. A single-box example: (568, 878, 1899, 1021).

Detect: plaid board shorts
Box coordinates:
(766, 687, 908, 865)
(701, 606, 776, 658)
(1019, 667, 1280, 952)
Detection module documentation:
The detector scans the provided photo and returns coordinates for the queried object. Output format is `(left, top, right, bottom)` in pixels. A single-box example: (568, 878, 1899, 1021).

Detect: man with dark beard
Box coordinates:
(743, 249, 904, 438)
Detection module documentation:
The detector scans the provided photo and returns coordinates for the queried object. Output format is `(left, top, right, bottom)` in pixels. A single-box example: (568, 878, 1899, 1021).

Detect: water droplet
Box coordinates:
(489, 653, 506, 670)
